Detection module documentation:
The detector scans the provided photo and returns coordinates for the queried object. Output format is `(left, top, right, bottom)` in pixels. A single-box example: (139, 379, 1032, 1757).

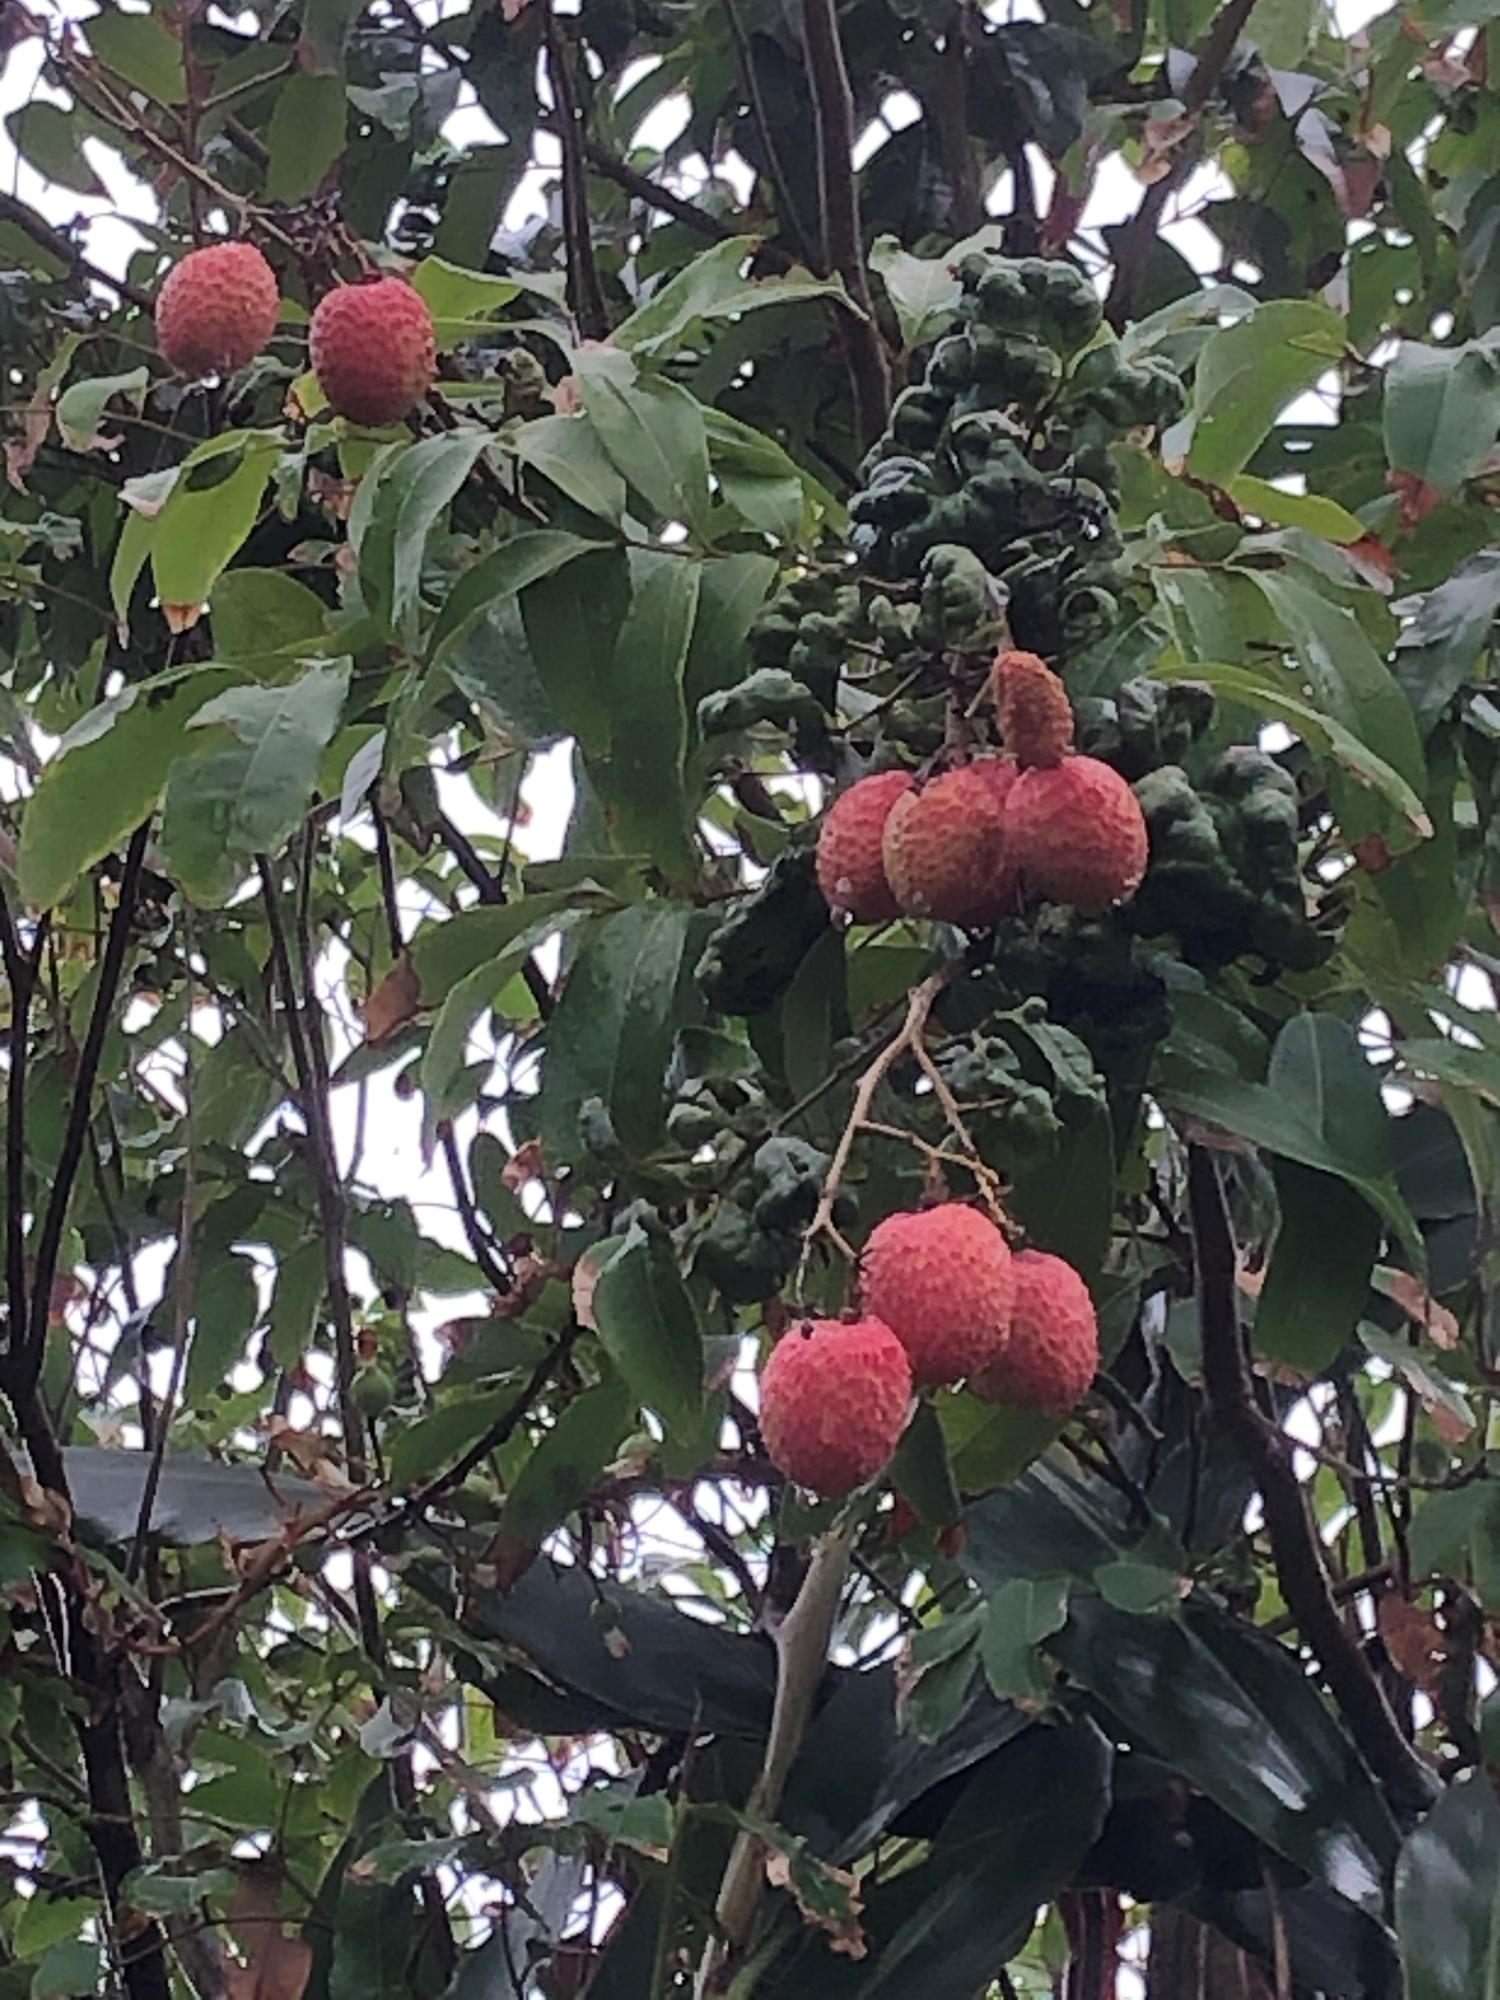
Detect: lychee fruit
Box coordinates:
(970, 1248, 1098, 1413)
(309, 276, 437, 426)
(758, 1317, 913, 1497)
(1004, 756, 1149, 912)
(155, 240, 279, 379)
(993, 649, 1074, 768)
(860, 1203, 1014, 1387)
(881, 759, 1017, 928)
(815, 769, 911, 922)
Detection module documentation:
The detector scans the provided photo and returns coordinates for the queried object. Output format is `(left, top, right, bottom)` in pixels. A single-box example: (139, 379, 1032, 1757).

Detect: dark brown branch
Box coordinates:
(1187, 1146, 1438, 1821)
(0, 191, 156, 313)
(411, 1328, 576, 1508)
(258, 855, 369, 1481)
(0, 885, 39, 1365)
(22, 828, 147, 1399)
(371, 805, 404, 962)
(439, 1127, 514, 1297)
(800, 0, 892, 446)
(543, 7, 609, 342)
(433, 812, 553, 1019)
(582, 140, 735, 242)
(1104, 0, 1260, 327)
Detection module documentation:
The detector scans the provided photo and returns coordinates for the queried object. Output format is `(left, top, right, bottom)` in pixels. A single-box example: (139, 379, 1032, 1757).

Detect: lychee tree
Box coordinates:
(4, 0, 1500, 1996)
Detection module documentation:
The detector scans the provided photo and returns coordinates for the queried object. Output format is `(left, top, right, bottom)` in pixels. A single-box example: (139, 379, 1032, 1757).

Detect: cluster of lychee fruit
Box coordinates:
(757, 1200, 1099, 1498)
(815, 649, 1149, 929)
(153, 238, 437, 427)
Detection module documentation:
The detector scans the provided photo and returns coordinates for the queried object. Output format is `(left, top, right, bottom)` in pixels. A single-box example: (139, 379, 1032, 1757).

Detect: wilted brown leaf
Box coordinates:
(1378, 1594, 1448, 1692)
(1377, 1267, 1461, 1349)
(363, 952, 421, 1043)
(224, 1865, 312, 2000)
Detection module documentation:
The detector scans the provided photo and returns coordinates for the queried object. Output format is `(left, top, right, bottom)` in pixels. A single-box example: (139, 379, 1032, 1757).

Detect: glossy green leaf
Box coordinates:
(210, 569, 330, 663)
(428, 529, 603, 666)
(1225, 474, 1365, 543)
(1255, 1161, 1383, 1371)
(1055, 1596, 1399, 1910)
(539, 902, 694, 1163)
(593, 548, 701, 882)
(6, 102, 106, 195)
(1185, 299, 1346, 484)
(979, 1576, 1070, 1700)
(361, 429, 493, 639)
(497, 1379, 634, 1550)
(1396, 1772, 1500, 2000)
(411, 254, 523, 344)
(511, 413, 627, 524)
(407, 889, 590, 1006)
(573, 347, 711, 537)
(150, 432, 281, 617)
(159, 661, 350, 901)
(265, 71, 346, 201)
(613, 234, 852, 357)
(870, 228, 1003, 349)
(17, 666, 236, 909)
(1385, 332, 1500, 494)
(592, 1222, 704, 1438)
(56, 366, 147, 449)
(86, 7, 184, 101)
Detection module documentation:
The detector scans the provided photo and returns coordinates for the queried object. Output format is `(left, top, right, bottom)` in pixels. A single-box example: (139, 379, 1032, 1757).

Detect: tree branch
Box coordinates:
(800, 0, 891, 446)
(0, 884, 39, 1366)
(543, 6, 609, 342)
(1104, 0, 1261, 327)
(22, 828, 147, 1401)
(433, 811, 554, 1019)
(1187, 1146, 1438, 1821)
(439, 1127, 514, 1297)
(410, 1326, 576, 1508)
(0, 192, 156, 313)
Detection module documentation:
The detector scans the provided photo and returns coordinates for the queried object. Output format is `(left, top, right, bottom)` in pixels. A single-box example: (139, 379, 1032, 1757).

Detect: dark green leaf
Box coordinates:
(497, 1379, 635, 1550)
(979, 1576, 1070, 1699)
(210, 569, 330, 662)
(592, 548, 701, 882)
(592, 1222, 704, 1437)
(1395, 1771, 1500, 2000)
(428, 529, 602, 666)
(1186, 300, 1346, 484)
(1255, 1161, 1383, 1371)
(1385, 333, 1500, 495)
(265, 71, 346, 201)
(573, 347, 711, 537)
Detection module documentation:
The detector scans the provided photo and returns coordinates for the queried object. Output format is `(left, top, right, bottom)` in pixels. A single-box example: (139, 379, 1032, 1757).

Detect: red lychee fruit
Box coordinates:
(155, 241, 279, 379)
(881, 759, 1016, 928)
(970, 1248, 1098, 1413)
(1004, 756, 1148, 913)
(993, 649, 1074, 768)
(758, 1317, 913, 1497)
(309, 276, 437, 426)
(815, 769, 911, 922)
(860, 1203, 1014, 1387)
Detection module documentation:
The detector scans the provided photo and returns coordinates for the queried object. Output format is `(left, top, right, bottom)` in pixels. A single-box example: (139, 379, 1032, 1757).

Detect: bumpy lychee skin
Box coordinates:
(993, 649, 1074, 768)
(815, 770, 911, 922)
(970, 1249, 1097, 1414)
(758, 1317, 913, 1497)
(881, 760, 1015, 928)
(860, 1204, 1014, 1387)
(309, 277, 436, 425)
(155, 241, 279, 379)
(1005, 755, 1148, 912)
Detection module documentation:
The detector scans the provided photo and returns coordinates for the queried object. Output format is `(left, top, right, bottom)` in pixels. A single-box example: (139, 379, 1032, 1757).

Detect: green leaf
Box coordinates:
(683, 548, 779, 716)
(159, 662, 350, 901)
(1394, 550, 1500, 735)
(521, 546, 634, 757)
(30, 1939, 102, 2000)
(1055, 1595, 1399, 1910)
(428, 529, 603, 666)
(1385, 332, 1500, 495)
(185, 1251, 261, 1406)
(150, 432, 281, 619)
(1161, 659, 1430, 835)
(538, 902, 694, 1164)
(210, 569, 330, 663)
(408, 890, 590, 1006)
(387, 1385, 530, 1489)
(573, 347, 711, 537)
(889, 1399, 960, 1527)
(1395, 1771, 1500, 2000)
(1409, 1479, 1500, 1583)
(613, 235, 853, 357)
(703, 409, 842, 545)
(938, 1397, 1063, 1499)
(1225, 474, 1365, 543)
(498, 1379, 634, 1550)
(1092, 1559, 1183, 1615)
(1159, 1012, 1421, 1260)
(412, 254, 524, 345)
(1185, 300, 1347, 485)
(6, 102, 107, 195)
(265, 71, 346, 201)
(1255, 1161, 1384, 1371)
(593, 548, 701, 882)
(86, 7, 184, 102)
(979, 1576, 1070, 1700)
(17, 665, 236, 909)
(511, 414, 627, 524)
(361, 429, 493, 640)
(592, 1222, 704, 1437)
(574, 1784, 674, 1854)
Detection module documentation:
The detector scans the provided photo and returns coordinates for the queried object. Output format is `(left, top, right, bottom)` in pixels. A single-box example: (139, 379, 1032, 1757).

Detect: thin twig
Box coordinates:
(799, 0, 891, 445)
(1187, 1146, 1437, 1821)
(23, 828, 147, 1396)
(371, 806, 405, 962)
(126, 930, 199, 1584)
(725, 0, 815, 262)
(433, 812, 554, 1019)
(439, 1128, 515, 1297)
(543, 6, 609, 341)
(0, 884, 39, 1365)
(410, 1327, 578, 1508)
(0, 191, 155, 312)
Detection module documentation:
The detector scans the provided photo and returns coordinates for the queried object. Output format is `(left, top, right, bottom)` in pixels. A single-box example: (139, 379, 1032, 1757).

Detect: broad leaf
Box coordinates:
(592, 1222, 704, 1438)
(1184, 300, 1347, 484)
(1395, 1772, 1500, 2000)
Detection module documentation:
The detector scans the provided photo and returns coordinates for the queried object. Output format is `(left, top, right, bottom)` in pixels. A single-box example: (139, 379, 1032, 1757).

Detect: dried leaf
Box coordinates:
(363, 953, 421, 1043)
(224, 1865, 312, 2000)
(1378, 1594, 1448, 1692)
(1377, 1267, 1461, 1349)
(764, 1843, 867, 1960)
